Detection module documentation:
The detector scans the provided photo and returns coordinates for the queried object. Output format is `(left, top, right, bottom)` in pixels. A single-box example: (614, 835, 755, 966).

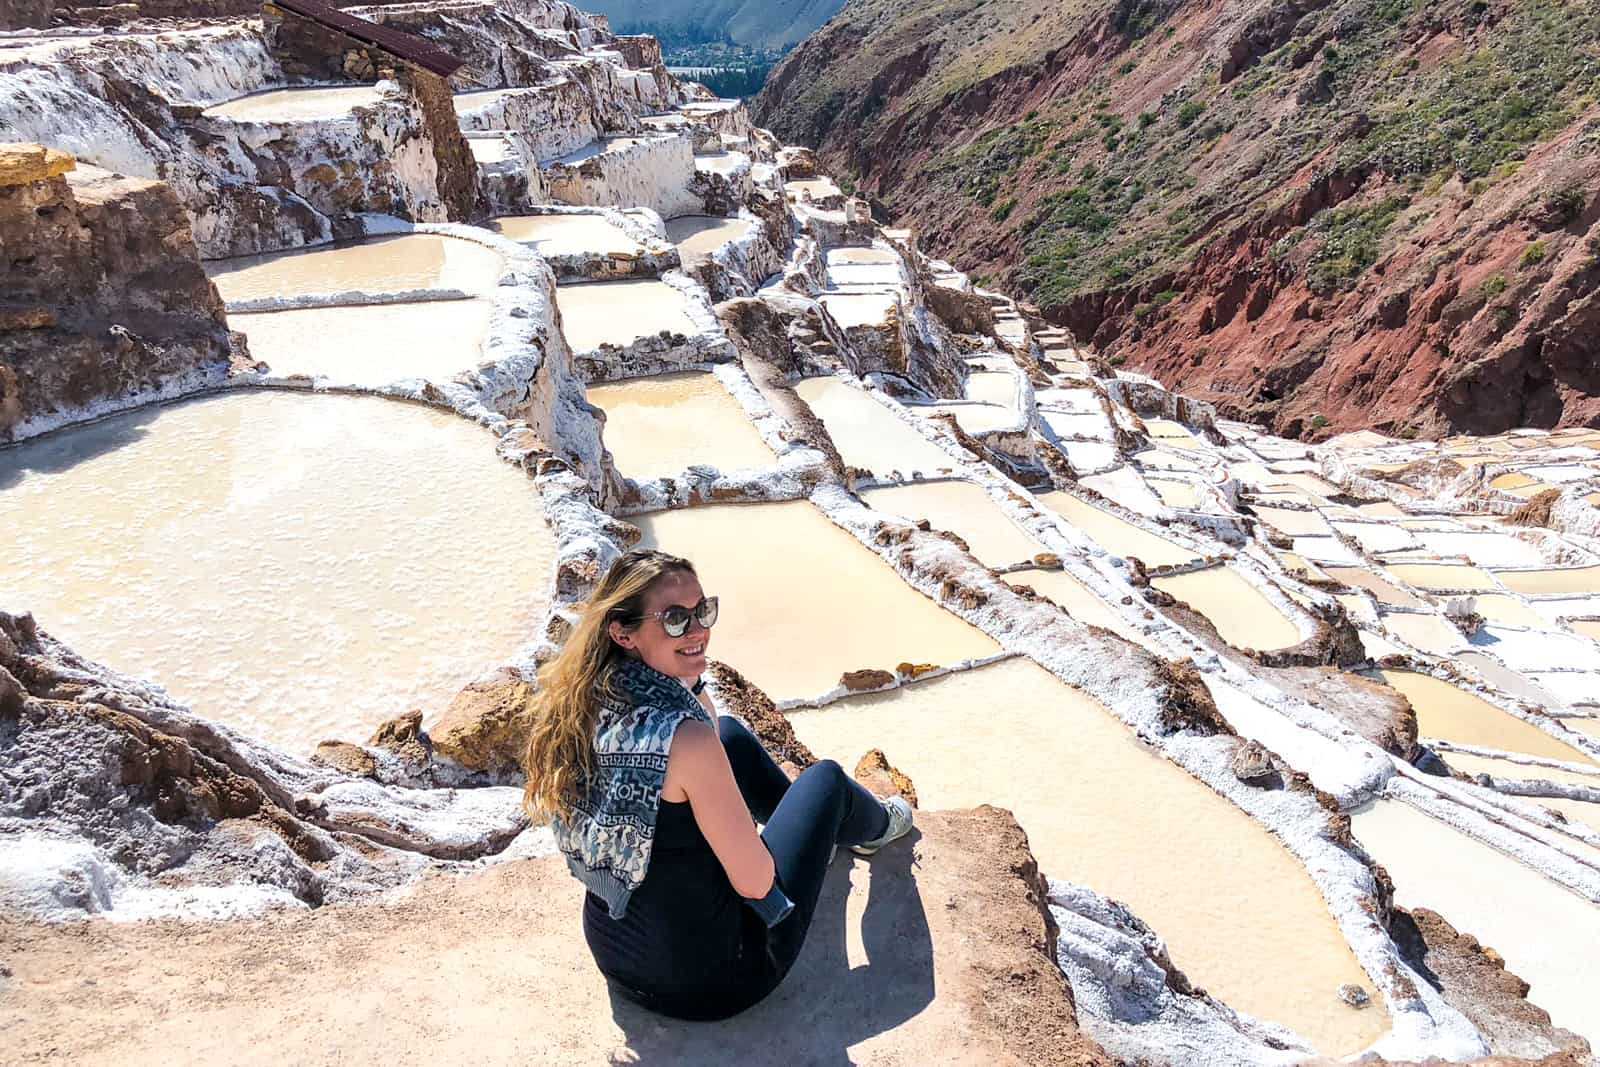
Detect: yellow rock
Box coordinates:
(0, 143, 76, 188)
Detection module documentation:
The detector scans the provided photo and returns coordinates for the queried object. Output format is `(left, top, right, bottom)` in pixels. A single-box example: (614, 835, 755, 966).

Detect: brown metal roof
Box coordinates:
(268, 0, 465, 78)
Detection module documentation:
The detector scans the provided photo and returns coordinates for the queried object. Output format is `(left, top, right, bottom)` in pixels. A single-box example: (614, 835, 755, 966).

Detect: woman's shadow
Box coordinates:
(605, 830, 935, 1065)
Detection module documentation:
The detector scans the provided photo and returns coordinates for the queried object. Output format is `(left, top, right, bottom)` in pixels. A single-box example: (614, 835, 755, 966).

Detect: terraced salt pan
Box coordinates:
(1375, 670, 1595, 765)
(664, 215, 749, 268)
(0, 392, 555, 754)
(1081, 467, 1165, 517)
(819, 291, 898, 328)
(1471, 626, 1600, 673)
(964, 372, 1017, 407)
(785, 177, 841, 200)
(585, 372, 773, 481)
(1470, 594, 1550, 629)
(231, 300, 494, 386)
(1149, 479, 1203, 509)
(1385, 563, 1497, 593)
(826, 246, 898, 265)
(1043, 411, 1112, 439)
(1457, 651, 1566, 707)
(1382, 614, 1465, 657)
(1325, 567, 1426, 609)
(492, 214, 645, 257)
(1332, 522, 1419, 554)
(1059, 440, 1118, 471)
(788, 660, 1390, 1055)
(206, 234, 503, 303)
(1572, 620, 1600, 641)
(1497, 566, 1600, 596)
(1415, 531, 1545, 567)
(1567, 718, 1600, 740)
(860, 481, 1042, 568)
(1253, 506, 1332, 537)
(1525, 672, 1600, 708)
(201, 85, 383, 122)
(1038, 491, 1199, 567)
(554, 279, 698, 352)
(1152, 566, 1302, 650)
(1005, 567, 1141, 640)
(634, 500, 998, 701)
(1352, 800, 1600, 1047)
(1443, 750, 1600, 789)
(916, 403, 1014, 435)
(794, 377, 955, 476)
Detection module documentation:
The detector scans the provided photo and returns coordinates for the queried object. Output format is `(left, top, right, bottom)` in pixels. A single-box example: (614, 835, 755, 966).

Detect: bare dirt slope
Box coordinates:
(0, 807, 1112, 1067)
(755, 0, 1600, 440)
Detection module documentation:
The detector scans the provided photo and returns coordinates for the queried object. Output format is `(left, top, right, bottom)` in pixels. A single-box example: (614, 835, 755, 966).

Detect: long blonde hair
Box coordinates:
(523, 549, 697, 820)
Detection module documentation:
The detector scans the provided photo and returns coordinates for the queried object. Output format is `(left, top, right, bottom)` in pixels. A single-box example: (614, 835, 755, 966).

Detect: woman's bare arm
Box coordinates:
(663, 720, 774, 899)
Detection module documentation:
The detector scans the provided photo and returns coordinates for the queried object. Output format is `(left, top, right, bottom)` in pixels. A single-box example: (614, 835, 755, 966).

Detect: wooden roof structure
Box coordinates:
(267, 0, 465, 78)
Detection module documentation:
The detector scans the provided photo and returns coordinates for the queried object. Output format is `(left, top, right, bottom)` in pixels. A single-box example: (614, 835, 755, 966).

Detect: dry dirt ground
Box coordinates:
(0, 807, 1109, 1067)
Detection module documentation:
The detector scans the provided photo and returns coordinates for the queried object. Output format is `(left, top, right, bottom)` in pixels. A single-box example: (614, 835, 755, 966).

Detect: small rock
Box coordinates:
(312, 741, 379, 779)
(1337, 983, 1370, 1009)
(840, 668, 895, 692)
(895, 662, 940, 679)
(1230, 740, 1278, 786)
(854, 748, 919, 808)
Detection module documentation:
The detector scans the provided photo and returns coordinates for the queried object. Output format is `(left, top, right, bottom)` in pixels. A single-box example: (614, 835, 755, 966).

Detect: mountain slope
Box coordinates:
(583, 0, 845, 49)
(756, 0, 1600, 438)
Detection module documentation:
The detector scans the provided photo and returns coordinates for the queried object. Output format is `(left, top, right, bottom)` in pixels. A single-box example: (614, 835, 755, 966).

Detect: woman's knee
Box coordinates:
(799, 758, 847, 788)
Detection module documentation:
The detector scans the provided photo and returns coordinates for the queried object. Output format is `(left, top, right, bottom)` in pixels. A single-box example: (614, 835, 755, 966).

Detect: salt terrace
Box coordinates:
(1, 1, 1599, 1064)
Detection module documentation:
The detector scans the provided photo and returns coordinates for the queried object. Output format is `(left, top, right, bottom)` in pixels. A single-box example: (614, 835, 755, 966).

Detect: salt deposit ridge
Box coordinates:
(1, 2, 1598, 1064)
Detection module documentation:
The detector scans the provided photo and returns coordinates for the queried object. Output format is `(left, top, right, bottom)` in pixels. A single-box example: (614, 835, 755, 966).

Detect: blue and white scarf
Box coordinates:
(552, 655, 712, 919)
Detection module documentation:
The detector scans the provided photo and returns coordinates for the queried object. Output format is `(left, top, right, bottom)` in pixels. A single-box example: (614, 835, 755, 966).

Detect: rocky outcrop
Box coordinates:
(0, 153, 233, 443)
(757, 0, 1600, 438)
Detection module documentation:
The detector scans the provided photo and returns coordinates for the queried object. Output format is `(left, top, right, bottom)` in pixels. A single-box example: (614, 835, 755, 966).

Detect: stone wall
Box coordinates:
(0, 0, 55, 29)
(0, 147, 233, 443)
(401, 68, 482, 220)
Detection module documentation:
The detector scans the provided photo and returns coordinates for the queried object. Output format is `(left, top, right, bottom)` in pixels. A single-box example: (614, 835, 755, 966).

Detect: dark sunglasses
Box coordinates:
(640, 596, 719, 638)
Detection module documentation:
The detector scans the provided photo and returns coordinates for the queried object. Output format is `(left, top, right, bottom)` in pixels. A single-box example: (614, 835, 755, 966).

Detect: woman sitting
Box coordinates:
(523, 549, 913, 1021)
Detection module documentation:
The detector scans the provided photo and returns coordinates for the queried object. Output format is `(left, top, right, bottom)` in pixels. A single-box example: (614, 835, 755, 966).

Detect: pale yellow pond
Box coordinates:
(1153, 566, 1302, 650)
(664, 215, 750, 268)
(555, 279, 698, 352)
(1375, 670, 1597, 764)
(1325, 566, 1426, 609)
(861, 481, 1043, 568)
(1038, 491, 1199, 567)
(206, 234, 502, 303)
(1496, 567, 1600, 596)
(1386, 563, 1498, 592)
(794, 377, 955, 476)
(1005, 567, 1141, 640)
(585, 372, 774, 480)
(202, 85, 383, 122)
(492, 213, 645, 257)
(0, 392, 555, 754)
(232, 299, 494, 386)
(789, 660, 1389, 1055)
(1353, 800, 1600, 1048)
(634, 500, 998, 700)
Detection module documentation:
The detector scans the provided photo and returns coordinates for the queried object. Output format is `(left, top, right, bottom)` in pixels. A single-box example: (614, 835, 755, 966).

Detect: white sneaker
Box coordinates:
(850, 796, 914, 856)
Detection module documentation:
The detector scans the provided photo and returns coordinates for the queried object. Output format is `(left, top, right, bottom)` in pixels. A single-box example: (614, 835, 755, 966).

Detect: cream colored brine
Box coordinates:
(493, 214, 644, 257)
(0, 392, 555, 755)
(555, 279, 698, 352)
(585, 372, 773, 480)
(1037, 491, 1199, 567)
(664, 215, 749, 267)
(1496, 566, 1600, 596)
(634, 501, 998, 701)
(231, 300, 494, 387)
(789, 660, 1389, 1054)
(861, 481, 1043, 568)
(202, 85, 383, 122)
(207, 234, 503, 302)
(1375, 670, 1596, 764)
(1152, 566, 1302, 650)
(794, 377, 955, 476)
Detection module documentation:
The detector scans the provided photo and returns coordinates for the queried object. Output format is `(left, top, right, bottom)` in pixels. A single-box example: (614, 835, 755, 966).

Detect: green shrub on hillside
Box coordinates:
(1306, 196, 1410, 295)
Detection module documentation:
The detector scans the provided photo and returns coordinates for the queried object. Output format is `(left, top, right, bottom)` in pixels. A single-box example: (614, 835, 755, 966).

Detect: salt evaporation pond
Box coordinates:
(1324, 566, 1426, 609)
(635, 500, 999, 701)
(664, 215, 749, 268)
(555, 279, 698, 352)
(231, 299, 495, 386)
(206, 234, 503, 303)
(1151, 566, 1302, 650)
(201, 85, 384, 122)
(860, 481, 1042, 568)
(1005, 567, 1144, 641)
(916, 402, 1013, 434)
(819, 291, 898, 329)
(1353, 800, 1600, 1047)
(789, 659, 1390, 1054)
(1496, 566, 1600, 596)
(585, 372, 773, 480)
(1037, 490, 1199, 567)
(492, 213, 644, 257)
(794, 377, 955, 476)
(0, 392, 556, 754)
(1374, 670, 1597, 765)
(1384, 563, 1497, 593)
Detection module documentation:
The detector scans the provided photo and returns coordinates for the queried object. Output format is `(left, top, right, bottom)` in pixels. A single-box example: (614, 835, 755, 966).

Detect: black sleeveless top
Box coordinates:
(581, 800, 779, 1021)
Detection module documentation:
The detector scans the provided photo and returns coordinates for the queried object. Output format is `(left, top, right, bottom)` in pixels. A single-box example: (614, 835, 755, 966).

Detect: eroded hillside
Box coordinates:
(755, 0, 1600, 440)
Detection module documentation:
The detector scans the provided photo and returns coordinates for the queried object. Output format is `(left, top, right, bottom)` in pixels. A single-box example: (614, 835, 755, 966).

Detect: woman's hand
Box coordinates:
(663, 720, 775, 900)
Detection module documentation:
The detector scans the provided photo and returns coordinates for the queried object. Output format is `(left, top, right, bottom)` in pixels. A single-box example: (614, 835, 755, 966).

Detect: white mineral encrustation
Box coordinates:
(2, 0, 1599, 1063)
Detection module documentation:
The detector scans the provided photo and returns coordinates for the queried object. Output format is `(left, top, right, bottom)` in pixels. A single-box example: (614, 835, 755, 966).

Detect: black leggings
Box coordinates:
(717, 716, 890, 978)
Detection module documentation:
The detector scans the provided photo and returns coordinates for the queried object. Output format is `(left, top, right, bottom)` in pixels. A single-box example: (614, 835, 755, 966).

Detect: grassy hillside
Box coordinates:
(756, 0, 1600, 438)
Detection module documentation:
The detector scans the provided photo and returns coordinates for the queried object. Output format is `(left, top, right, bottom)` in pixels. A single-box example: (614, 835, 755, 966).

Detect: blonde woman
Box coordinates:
(525, 548, 912, 1021)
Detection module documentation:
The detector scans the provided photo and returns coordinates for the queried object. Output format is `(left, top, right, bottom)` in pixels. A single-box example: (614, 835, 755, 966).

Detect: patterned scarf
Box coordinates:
(551, 654, 712, 919)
